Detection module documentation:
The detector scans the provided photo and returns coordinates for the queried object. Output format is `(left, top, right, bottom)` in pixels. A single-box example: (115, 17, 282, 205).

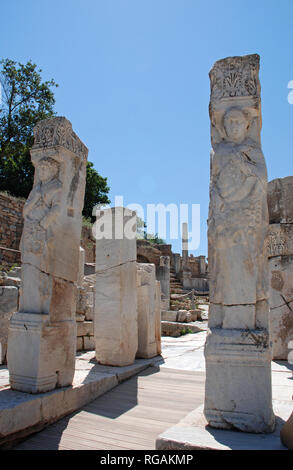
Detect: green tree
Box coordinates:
(0, 59, 58, 197)
(0, 58, 110, 216)
(83, 161, 110, 221)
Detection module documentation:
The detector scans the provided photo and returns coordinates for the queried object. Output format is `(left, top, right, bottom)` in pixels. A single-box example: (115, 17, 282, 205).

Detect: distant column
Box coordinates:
(182, 222, 188, 270)
(157, 256, 170, 310)
(155, 281, 162, 355)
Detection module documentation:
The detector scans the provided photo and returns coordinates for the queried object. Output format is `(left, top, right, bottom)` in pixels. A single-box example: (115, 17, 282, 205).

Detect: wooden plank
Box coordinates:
(14, 367, 205, 451)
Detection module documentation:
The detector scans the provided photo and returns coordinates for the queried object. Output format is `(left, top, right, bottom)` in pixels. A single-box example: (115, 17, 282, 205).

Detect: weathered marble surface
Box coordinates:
(268, 176, 293, 224)
(155, 280, 162, 355)
(94, 207, 138, 366)
(205, 54, 274, 433)
(269, 256, 293, 360)
(136, 263, 158, 359)
(8, 117, 88, 393)
(0, 287, 18, 364)
(268, 177, 293, 360)
(281, 411, 293, 450)
(156, 256, 170, 310)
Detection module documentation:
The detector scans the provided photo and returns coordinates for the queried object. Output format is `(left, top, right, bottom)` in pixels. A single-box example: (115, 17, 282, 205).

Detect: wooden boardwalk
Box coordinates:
(14, 366, 205, 450)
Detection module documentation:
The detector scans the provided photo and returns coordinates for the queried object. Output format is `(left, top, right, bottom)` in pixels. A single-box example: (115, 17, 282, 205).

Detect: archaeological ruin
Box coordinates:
(0, 54, 292, 452)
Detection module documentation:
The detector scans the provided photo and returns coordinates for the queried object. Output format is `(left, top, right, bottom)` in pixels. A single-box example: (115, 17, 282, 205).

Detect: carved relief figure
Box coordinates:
(209, 105, 268, 309)
(22, 157, 61, 256)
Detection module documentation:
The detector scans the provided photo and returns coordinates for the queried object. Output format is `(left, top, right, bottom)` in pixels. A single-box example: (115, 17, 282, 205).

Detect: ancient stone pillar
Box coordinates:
(8, 117, 88, 393)
(182, 222, 189, 270)
(155, 280, 162, 355)
(0, 286, 18, 364)
(205, 54, 275, 433)
(94, 207, 138, 366)
(78, 246, 85, 287)
(173, 253, 181, 275)
(157, 256, 170, 310)
(136, 263, 158, 358)
(267, 176, 293, 359)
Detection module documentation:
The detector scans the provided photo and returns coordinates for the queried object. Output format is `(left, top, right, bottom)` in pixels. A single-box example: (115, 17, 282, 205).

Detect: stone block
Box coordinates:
(77, 321, 94, 337)
(269, 255, 293, 359)
(76, 336, 84, 351)
(84, 335, 95, 350)
(0, 286, 18, 364)
(204, 328, 275, 433)
(94, 207, 138, 367)
(136, 264, 157, 359)
(267, 223, 293, 258)
(268, 176, 293, 224)
(95, 262, 137, 366)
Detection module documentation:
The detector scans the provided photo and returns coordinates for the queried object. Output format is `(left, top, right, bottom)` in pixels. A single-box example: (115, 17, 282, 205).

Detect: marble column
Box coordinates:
(204, 54, 275, 433)
(155, 280, 162, 355)
(8, 117, 88, 393)
(94, 207, 138, 366)
(182, 222, 189, 270)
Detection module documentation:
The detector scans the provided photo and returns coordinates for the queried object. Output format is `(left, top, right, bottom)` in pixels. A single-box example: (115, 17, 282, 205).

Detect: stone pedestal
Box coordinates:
(94, 207, 138, 366)
(8, 117, 88, 393)
(204, 328, 274, 432)
(205, 54, 275, 433)
(136, 263, 157, 359)
(268, 177, 293, 360)
(156, 256, 170, 310)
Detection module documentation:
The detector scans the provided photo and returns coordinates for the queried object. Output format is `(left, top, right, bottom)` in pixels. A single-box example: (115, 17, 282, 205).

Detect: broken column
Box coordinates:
(155, 280, 162, 355)
(136, 263, 158, 358)
(157, 256, 170, 310)
(8, 117, 88, 393)
(78, 246, 85, 287)
(199, 256, 206, 276)
(205, 54, 275, 432)
(267, 176, 293, 359)
(94, 207, 138, 366)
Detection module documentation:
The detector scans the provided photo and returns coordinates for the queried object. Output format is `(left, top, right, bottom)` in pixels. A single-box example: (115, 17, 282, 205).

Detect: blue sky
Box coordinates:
(2, 0, 293, 256)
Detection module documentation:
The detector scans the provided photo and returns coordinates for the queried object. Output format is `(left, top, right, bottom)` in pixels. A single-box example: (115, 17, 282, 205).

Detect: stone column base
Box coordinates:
(8, 313, 76, 393)
(204, 327, 275, 433)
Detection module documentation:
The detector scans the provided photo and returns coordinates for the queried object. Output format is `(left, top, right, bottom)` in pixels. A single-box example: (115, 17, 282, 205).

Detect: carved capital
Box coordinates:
(33, 117, 88, 161)
(209, 54, 260, 103)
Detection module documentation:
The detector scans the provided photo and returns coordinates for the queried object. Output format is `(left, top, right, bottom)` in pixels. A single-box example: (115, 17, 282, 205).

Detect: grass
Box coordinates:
(180, 327, 193, 336)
